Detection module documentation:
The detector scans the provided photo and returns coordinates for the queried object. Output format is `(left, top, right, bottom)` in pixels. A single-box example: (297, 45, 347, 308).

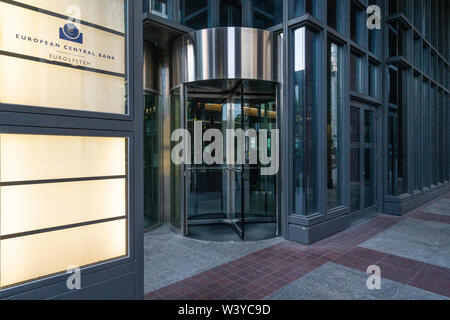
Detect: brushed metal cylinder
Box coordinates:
(171, 27, 274, 88)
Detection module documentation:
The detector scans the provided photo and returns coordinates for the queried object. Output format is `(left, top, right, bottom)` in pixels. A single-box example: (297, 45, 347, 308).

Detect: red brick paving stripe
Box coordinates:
(145, 215, 404, 300)
(409, 211, 450, 224)
(409, 273, 450, 297)
(145, 193, 450, 300)
(332, 247, 450, 298)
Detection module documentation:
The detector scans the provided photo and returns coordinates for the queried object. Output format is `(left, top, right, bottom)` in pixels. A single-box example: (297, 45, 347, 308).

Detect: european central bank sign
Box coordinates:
(0, 0, 127, 114)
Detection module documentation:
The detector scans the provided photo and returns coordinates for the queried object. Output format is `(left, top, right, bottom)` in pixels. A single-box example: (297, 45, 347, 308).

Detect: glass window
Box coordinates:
(0, 134, 128, 288)
(327, 42, 343, 209)
(144, 92, 162, 230)
(170, 88, 182, 230)
(369, 61, 379, 99)
(431, 52, 437, 81)
(179, 0, 209, 29)
(292, 27, 319, 215)
(220, 0, 242, 27)
(438, 58, 443, 84)
(250, 0, 282, 29)
(388, 23, 398, 57)
(350, 107, 360, 212)
(387, 64, 407, 195)
(397, 67, 407, 194)
(413, 0, 421, 30)
(413, 75, 422, 191)
(350, 1, 364, 45)
(430, 85, 437, 185)
(0, 0, 128, 114)
(327, 0, 344, 33)
(387, 112, 397, 195)
(423, 45, 430, 75)
(388, 0, 397, 15)
(398, 22, 409, 59)
(413, 36, 421, 69)
(350, 51, 364, 94)
(388, 66, 398, 105)
(389, 0, 409, 17)
(291, 0, 319, 19)
(423, 80, 431, 188)
(438, 90, 444, 183)
(146, 0, 171, 18)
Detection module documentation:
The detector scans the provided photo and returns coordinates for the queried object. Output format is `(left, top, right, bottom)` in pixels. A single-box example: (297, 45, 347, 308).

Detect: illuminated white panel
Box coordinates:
(12, 0, 126, 33)
(0, 2, 126, 74)
(1, 179, 126, 236)
(0, 219, 127, 288)
(0, 55, 126, 114)
(0, 134, 126, 182)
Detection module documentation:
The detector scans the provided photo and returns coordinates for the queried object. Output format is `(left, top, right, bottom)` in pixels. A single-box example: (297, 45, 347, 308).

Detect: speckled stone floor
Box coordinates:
(144, 192, 450, 300)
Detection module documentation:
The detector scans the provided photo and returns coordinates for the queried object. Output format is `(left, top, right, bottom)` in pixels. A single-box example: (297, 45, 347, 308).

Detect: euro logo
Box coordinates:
(59, 23, 83, 44)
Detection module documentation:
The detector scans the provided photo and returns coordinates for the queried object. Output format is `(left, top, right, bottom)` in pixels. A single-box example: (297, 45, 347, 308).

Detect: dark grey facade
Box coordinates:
(142, 0, 449, 245)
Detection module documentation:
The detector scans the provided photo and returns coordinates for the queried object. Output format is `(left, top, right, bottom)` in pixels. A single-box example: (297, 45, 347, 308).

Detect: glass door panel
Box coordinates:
(350, 104, 378, 217)
(364, 110, 376, 209)
(243, 83, 277, 222)
(350, 106, 361, 212)
(182, 80, 277, 241)
(144, 91, 162, 230)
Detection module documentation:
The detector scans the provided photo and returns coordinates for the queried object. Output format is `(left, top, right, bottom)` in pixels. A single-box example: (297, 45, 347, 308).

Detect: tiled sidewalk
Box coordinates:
(145, 192, 450, 300)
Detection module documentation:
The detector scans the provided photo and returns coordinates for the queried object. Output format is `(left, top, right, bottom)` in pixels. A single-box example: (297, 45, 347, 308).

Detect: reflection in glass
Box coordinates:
(293, 27, 318, 215)
(220, 0, 242, 27)
(350, 52, 363, 94)
(170, 88, 181, 230)
(369, 62, 378, 98)
(327, 0, 344, 33)
(292, 0, 316, 19)
(388, 114, 395, 195)
(144, 92, 162, 230)
(364, 110, 375, 208)
(146, 0, 170, 18)
(181, 80, 277, 241)
(387, 65, 407, 195)
(350, 1, 363, 44)
(413, 76, 422, 191)
(179, 0, 209, 29)
(327, 42, 343, 209)
(250, 0, 282, 29)
(350, 107, 360, 212)
(422, 81, 431, 188)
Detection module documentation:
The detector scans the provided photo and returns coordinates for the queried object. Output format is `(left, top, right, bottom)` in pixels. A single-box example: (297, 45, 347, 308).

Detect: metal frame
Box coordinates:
(348, 100, 381, 223)
(181, 80, 280, 240)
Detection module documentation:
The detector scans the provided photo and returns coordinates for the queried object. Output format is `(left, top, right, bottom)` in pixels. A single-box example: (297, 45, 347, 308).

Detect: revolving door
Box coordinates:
(171, 80, 279, 241)
(169, 27, 279, 241)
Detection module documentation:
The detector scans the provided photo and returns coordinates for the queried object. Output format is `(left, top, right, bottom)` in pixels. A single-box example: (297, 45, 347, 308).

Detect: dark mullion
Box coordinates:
(0, 175, 127, 187)
(0, 215, 127, 240)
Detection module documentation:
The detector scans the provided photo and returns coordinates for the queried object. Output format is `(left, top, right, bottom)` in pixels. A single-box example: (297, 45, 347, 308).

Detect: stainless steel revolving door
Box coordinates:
(169, 27, 279, 241)
(184, 80, 278, 240)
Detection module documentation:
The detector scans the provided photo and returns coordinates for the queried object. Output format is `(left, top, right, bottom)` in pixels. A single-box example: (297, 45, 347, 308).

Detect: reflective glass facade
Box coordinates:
(143, 0, 450, 245)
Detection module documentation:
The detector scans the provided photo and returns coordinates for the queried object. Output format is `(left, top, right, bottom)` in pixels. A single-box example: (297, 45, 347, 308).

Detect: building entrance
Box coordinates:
(171, 79, 279, 241)
(350, 103, 380, 221)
